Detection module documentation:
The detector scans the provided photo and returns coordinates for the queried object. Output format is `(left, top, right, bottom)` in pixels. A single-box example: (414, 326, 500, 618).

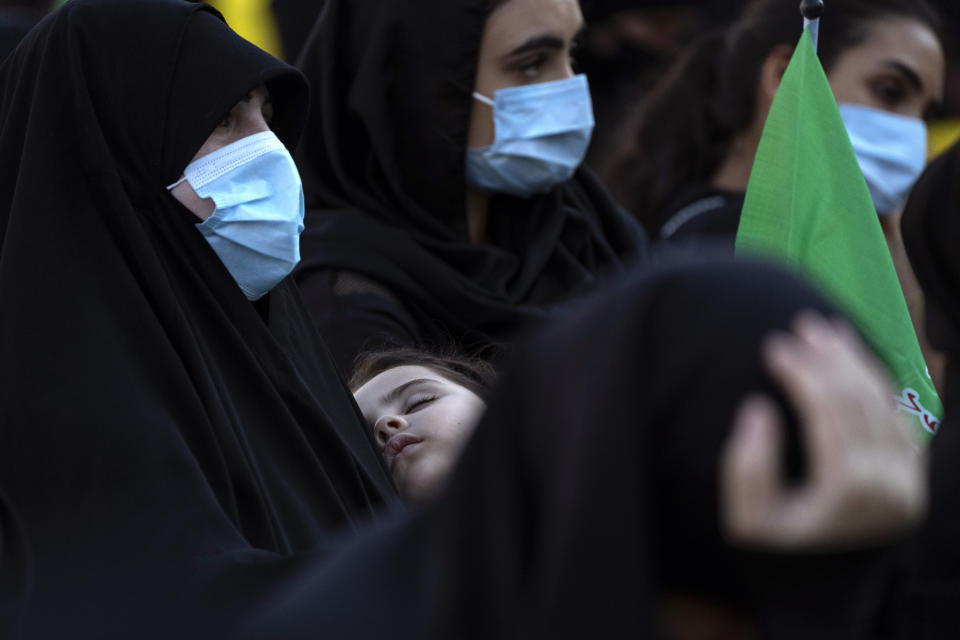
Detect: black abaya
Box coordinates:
(292, 0, 648, 373)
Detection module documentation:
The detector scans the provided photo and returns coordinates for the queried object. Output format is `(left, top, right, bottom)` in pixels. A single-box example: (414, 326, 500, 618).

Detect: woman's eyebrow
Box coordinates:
(881, 59, 924, 94)
(505, 22, 586, 59)
(880, 59, 943, 116)
(506, 33, 564, 57)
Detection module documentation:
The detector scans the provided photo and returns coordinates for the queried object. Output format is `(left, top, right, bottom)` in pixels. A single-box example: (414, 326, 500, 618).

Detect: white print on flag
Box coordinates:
(895, 387, 940, 434)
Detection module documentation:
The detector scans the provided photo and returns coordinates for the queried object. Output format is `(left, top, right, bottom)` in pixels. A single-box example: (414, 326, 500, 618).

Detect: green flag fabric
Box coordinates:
(736, 28, 942, 443)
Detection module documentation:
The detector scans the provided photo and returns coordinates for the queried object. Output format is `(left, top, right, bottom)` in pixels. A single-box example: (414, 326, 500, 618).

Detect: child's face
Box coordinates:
(353, 365, 486, 503)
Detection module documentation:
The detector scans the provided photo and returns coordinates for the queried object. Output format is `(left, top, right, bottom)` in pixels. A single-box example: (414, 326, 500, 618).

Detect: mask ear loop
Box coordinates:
(472, 92, 495, 107)
(166, 176, 188, 191)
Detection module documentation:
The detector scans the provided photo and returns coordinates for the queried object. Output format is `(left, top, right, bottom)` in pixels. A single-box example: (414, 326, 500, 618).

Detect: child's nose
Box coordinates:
(374, 414, 409, 448)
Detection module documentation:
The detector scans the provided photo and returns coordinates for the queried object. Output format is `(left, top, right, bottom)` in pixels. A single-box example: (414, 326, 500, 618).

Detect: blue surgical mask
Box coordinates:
(839, 103, 927, 216)
(167, 131, 305, 300)
(465, 74, 595, 198)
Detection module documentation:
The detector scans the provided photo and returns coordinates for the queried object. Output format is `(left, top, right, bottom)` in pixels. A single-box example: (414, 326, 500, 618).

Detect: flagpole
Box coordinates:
(800, 0, 824, 52)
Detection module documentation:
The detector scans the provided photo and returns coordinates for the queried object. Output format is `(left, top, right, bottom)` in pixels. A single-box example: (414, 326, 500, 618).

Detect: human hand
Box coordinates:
(721, 311, 927, 550)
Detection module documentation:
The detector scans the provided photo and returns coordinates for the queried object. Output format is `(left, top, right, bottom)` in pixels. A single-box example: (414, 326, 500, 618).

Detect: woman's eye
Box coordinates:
(516, 55, 546, 79)
(404, 394, 438, 414)
(217, 116, 232, 129)
(871, 78, 907, 107)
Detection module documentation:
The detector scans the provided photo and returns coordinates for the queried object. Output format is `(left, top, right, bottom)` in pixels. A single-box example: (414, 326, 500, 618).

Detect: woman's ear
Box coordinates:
(744, 44, 796, 146)
(759, 44, 795, 104)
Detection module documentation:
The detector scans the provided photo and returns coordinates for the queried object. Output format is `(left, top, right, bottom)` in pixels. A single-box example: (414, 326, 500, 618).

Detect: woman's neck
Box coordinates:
(466, 188, 490, 244)
(710, 130, 761, 193)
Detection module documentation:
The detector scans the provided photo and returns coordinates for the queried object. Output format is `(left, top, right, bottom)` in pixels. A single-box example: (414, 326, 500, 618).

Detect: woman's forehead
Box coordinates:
(848, 18, 945, 99)
(484, 0, 583, 49)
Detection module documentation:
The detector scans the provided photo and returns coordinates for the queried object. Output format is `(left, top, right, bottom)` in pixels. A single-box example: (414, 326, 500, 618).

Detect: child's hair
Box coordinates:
(349, 347, 498, 399)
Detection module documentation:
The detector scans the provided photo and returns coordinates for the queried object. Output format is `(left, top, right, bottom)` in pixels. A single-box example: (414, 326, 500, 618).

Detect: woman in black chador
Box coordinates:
(0, 1, 927, 638)
(293, 0, 649, 373)
(0, 0, 398, 634)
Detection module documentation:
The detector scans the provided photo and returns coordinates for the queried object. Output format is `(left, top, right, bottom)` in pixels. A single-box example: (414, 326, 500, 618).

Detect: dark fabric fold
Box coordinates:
(0, 7, 42, 62)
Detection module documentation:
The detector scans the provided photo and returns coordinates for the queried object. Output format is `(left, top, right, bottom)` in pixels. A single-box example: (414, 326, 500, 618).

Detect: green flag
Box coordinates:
(736, 29, 942, 443)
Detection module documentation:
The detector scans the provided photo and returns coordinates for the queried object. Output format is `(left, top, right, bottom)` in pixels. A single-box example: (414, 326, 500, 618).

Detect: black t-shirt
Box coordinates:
(653, 184, 746, 243)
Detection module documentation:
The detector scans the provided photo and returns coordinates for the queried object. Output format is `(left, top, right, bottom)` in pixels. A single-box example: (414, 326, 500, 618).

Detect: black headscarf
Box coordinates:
(270, 0, 323, 62)
(0, 0, 397, 633)
(293, 0, 648, 367)
(894, 142, 960, 637)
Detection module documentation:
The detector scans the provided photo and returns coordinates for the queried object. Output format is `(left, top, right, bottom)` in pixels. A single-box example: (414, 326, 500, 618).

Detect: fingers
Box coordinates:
(825, 317, 915, 451)
(721, 395, 784, 545)
(787, 312, 911, 450)
(762, 319, 848, 484)
(724, 310, 929, 550)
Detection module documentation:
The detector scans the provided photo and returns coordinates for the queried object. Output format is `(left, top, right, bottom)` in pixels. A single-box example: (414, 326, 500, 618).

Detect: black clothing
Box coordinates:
(0, 8, 40, 61)
(293, 0, 648, 373)
(895, 142, 960, 638)
(0, 0, 396, 634)
(270, 0, 321, 62)
(653, 184, 745, 242)
(0, 490, 29, 636)
(902, 143, 960, 357)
